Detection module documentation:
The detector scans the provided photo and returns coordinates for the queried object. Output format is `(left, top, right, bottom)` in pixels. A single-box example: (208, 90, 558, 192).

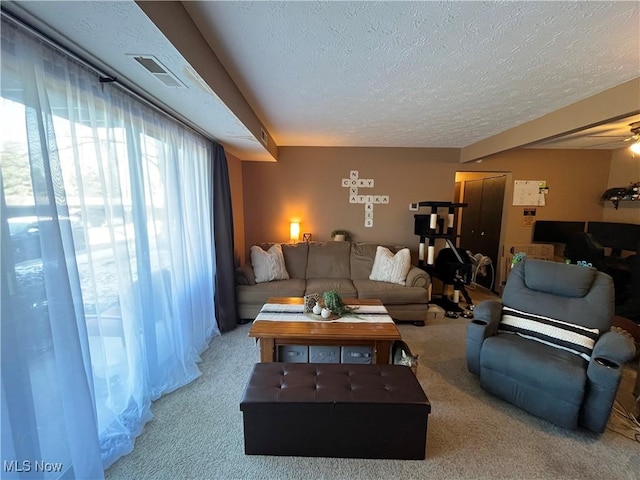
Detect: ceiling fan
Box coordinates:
(568, 118, 640, 149)
(624, 121, 640, 148)
(623, 121, 640, 154)
(531, 115, 640, 150)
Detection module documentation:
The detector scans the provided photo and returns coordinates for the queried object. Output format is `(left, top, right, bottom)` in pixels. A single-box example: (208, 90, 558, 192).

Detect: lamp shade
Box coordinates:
(630, 140, 640, 154)
(290, 222, 300, 241)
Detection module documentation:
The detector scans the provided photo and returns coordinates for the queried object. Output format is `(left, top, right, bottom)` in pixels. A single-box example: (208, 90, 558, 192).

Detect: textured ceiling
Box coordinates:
(184, 1, 640, 148)
(3, 1, 640, 158)
(3, 0, 269, 160)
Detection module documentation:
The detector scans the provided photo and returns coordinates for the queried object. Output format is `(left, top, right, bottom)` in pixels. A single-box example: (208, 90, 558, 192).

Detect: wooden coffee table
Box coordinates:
(248, 297, 402, 364)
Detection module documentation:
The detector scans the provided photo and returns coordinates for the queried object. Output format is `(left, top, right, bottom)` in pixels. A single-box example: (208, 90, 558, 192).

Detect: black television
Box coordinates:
(532, 220, 586, 244)
(586, 221, 640, 256)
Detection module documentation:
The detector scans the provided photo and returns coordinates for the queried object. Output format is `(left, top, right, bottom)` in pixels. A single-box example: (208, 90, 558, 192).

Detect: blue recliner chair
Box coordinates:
(466, 259, 635, 432)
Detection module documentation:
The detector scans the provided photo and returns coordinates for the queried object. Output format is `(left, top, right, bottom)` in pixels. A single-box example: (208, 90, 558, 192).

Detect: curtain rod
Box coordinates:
(0, 6, 216, 144)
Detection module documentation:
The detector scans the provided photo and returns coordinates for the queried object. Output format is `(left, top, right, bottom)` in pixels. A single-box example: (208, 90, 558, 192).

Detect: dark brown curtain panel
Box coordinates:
(211, 143, 239, 332)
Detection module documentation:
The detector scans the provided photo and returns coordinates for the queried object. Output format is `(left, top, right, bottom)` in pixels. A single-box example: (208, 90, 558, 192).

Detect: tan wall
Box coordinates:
(457, 149, 613, 286)
(604, 148, 640, 224)
(241, 147, 459, 259)
(239, 147, 613, 274)
(226, 152, 246, 266)
(465, 149, 613, 249)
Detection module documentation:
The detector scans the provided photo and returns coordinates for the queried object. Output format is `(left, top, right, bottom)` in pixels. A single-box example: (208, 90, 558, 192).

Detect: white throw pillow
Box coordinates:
(251, 244, 290, 283)
(369, 246, 411, 285)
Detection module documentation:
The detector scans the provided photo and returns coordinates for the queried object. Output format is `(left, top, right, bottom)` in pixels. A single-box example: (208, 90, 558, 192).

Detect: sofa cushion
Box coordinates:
(237, 279, 307, 304)
(251, 244, 290, 283)
(350, 243, 379, 279)
(305, 278, 357, 298)
(282, 243, 309, 279)
(369, 247, 411, 285)
(306, 242, 351, 279)
(353, 280, 429, 305)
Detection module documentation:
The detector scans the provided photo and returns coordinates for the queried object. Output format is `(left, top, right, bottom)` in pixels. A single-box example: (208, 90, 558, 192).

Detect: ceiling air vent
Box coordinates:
(129, 54, 186, 88)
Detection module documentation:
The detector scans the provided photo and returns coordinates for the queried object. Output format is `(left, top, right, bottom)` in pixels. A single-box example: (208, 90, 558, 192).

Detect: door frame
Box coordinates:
(454, 171, 510, 293)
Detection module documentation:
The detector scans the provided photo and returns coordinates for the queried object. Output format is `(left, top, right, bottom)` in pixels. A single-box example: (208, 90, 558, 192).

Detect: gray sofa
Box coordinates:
(466, 259, 635, 432)
(235, 241, 431, 324)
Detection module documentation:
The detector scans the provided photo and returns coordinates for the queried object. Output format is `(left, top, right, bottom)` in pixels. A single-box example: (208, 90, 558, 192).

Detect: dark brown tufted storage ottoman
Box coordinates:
(239, 362, 431, 459)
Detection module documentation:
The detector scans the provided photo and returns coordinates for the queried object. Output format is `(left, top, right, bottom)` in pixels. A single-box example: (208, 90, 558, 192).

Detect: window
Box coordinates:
(1, 16, 219, 476)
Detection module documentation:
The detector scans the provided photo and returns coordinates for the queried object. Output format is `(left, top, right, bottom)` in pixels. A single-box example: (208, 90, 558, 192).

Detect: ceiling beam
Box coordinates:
(460, 77, 640, 163)
(136, 0, 278, 162)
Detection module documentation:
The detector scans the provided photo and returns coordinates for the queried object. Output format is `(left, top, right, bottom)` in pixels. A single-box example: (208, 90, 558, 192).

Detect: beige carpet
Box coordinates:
(105, 310, 640, 480)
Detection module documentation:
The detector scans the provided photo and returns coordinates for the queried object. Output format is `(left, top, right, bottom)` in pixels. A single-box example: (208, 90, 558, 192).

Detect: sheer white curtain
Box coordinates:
(1, 16, 219, 477)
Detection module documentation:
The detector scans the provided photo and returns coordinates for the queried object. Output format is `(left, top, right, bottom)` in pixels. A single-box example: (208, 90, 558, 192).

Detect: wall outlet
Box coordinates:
(409, 203, 419, 211)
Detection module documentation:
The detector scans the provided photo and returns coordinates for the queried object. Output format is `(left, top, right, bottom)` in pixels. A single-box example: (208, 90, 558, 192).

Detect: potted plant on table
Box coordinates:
(322, 290, 359, 317)
(331, 229, 352, 242)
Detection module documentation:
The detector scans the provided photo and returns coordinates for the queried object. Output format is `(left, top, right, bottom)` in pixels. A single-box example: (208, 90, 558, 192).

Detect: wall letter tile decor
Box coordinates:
(340, 170, 389, 228)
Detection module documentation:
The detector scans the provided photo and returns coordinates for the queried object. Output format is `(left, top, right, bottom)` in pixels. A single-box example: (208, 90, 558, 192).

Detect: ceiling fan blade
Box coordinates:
(586, 138, 630, 148)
